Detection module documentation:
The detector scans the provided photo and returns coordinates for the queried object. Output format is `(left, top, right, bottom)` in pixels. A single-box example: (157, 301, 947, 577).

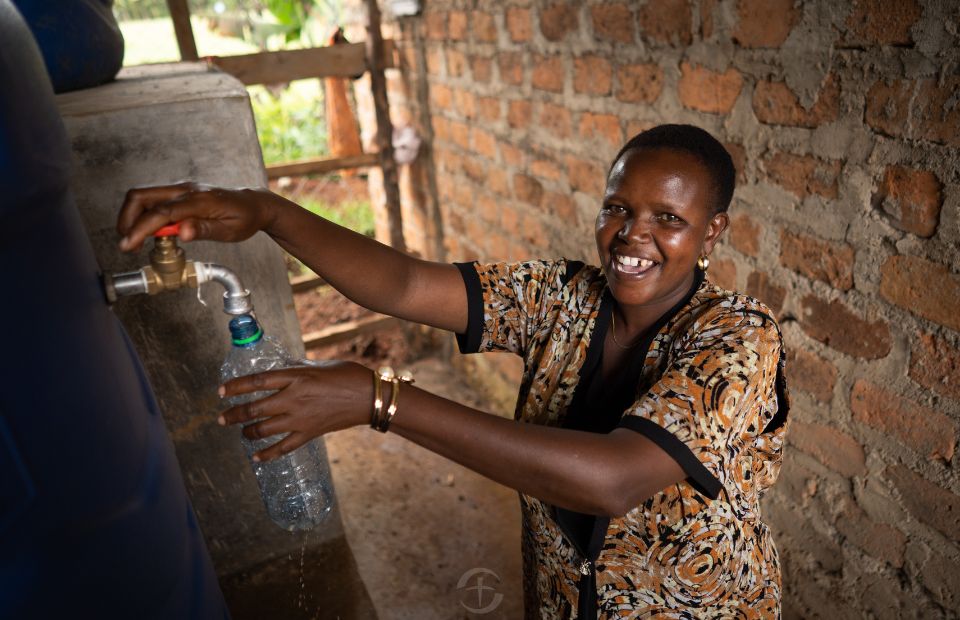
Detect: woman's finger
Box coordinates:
(219, 391, 288, 426)
(253, 432, 310, 463)
(221, 368, 304, 398)
(117, 183, 193, 236)
(241, 413, 296, 441)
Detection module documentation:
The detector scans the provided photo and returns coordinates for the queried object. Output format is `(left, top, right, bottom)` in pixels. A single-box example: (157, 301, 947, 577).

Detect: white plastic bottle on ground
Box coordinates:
(219, 314, 333, 530)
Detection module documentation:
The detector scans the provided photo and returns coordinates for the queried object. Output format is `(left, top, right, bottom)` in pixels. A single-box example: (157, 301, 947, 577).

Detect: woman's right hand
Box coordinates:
(116, 182, 286, 252)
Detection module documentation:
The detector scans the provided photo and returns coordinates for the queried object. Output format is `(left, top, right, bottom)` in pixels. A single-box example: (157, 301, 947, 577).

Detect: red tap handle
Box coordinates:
(154, 223, 181, 237)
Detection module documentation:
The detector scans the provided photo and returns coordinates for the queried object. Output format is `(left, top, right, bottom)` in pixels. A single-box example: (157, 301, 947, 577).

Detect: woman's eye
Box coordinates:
(603, 204, 626, 214)
(658, 213, 682, 223)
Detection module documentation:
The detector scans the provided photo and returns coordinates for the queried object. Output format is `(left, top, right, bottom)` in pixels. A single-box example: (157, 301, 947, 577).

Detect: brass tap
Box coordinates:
(142, 233, 200, 294)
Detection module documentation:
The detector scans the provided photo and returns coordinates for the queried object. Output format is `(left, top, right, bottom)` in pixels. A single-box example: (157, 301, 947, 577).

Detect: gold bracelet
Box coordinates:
(370, 370, 385, 430)
(374, 366, 415, 433)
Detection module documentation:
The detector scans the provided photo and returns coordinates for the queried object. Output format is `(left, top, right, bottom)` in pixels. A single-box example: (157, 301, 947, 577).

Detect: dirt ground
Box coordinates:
(285, 177, 523, 619)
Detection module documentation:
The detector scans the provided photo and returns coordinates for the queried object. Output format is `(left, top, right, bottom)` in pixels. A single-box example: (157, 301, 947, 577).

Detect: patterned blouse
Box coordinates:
(454, 259, 789, 619)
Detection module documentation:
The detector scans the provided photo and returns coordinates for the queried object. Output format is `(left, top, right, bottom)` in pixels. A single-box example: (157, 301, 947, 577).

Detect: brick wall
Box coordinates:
(352, 0, 960, 615)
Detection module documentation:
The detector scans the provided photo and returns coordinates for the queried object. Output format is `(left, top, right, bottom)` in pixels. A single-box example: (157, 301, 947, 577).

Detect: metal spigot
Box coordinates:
(104, 223, 253, 316)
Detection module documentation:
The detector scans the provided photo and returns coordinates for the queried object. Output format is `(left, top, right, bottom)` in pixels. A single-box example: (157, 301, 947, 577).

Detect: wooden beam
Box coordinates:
(209, 41, 396, 86)
(302, 314, 400, 350)
(167, 0, 198, 61)
(267, 153, 379, 179)
(365, 0, 405, 252)
(289, 273, 327, 293)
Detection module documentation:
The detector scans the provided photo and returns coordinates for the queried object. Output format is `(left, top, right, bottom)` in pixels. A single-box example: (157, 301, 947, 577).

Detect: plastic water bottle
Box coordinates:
(219, 314, 333, 531)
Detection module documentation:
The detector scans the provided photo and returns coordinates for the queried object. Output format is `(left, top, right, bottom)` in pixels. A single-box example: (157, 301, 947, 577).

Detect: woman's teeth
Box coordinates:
(614, 255, 656, 273)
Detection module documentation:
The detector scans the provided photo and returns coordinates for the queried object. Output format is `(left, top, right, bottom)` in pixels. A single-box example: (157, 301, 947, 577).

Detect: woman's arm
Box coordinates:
(116, 183, 468, 333)
(219, 362, 685, 517)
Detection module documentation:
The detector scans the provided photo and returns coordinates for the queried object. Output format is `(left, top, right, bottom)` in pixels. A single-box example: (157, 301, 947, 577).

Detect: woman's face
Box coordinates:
(595, 147, 728, 312)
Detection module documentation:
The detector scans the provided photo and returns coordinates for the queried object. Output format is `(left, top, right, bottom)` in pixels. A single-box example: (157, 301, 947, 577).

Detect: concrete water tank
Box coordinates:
(55, 60, 375, 619)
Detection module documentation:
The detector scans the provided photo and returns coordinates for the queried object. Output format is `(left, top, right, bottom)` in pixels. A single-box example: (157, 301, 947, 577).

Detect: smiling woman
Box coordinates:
(115, 123, 789, 619)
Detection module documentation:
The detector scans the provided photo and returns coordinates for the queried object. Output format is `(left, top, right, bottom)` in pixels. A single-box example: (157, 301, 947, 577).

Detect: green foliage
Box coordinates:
(249, 83, 328, 165)
(297, 196, 375, 237)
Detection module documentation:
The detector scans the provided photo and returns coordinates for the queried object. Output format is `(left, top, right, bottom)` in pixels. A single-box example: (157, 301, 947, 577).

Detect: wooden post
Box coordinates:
(167, 0, 199, 61)
(364, 0, 406, 252)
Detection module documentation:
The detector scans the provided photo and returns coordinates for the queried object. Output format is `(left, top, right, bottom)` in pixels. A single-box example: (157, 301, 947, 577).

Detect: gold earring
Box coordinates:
(697, 256, 710, 271)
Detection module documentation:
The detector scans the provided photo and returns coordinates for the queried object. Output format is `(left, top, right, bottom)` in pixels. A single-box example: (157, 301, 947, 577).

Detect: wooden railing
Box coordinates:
(163, 0, 406, 349)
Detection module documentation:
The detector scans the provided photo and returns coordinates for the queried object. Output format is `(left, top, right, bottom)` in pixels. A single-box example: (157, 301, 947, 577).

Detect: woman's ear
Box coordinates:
(702, 211, 729, 255)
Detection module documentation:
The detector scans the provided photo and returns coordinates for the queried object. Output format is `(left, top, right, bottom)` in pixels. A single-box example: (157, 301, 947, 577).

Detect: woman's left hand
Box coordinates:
(218, 360, 373, 462)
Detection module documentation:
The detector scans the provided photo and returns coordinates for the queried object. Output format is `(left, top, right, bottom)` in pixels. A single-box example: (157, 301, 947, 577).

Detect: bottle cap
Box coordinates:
(154, 223, 181, 237)
(228, 314, 263, 346)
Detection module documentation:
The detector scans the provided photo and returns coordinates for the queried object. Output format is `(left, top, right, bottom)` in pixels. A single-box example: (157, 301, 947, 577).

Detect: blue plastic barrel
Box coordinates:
(0, 2, 229, 617)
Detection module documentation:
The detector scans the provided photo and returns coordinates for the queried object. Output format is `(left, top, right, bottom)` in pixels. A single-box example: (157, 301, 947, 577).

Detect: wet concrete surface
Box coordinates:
(325, 356, 524, 620)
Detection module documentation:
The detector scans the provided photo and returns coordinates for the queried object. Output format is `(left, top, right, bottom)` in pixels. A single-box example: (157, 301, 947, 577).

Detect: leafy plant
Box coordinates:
(249, 83, 328, 165)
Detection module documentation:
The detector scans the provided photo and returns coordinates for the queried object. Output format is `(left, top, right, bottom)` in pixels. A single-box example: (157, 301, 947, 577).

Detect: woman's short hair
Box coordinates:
(608, 124, 736, 214)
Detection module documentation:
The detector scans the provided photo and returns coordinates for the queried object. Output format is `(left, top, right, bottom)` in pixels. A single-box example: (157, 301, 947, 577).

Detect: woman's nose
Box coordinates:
(618, 218, 652, 242)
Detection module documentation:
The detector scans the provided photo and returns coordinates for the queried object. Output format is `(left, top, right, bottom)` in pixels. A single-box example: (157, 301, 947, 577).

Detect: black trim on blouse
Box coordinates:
(453, 261, 484, 354)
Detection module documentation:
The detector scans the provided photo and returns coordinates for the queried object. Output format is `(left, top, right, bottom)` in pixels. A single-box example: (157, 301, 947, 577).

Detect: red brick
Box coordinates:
(472, 10, 498, 43)
(430, 83, 452, 110)
(499, 141, 524, 167)
(472, 128, 497, 160)
(531, 158, 564, 183)
(791, 421, 867, 477)
(506, 7, 532, 42)
(910, 332, 960, 402)
(753, 75, 840, 128)
(540, 3, 579, 41)
(837, 496, 907, 567)
(626, 119, 656, 139)
(677, 62, 743, 114)
(842, 0, 921, 46)
(449, 120, 470, 150)
(520, 213, 549, 248)
(478, 96, 501, 122)
(488, 232, 512, 260)
(477, 193, 500, 224)
(921, 549, 960, 611)
(881, 255, 960, 332)
(616, 63, 664, 103)
(851, 379, 956, 462)
(800, 295, 892, 360)
(425, 47, 443, 75)
(565, 156, 605, 197)
(578, 112, 623, 149)
(763, 152, 841, 199)
(539, 102, 572, 138)
(501, 204, 520, 231)
(780, 230, 854, 290)
(532, 54, 564, 93)
(487, 168, 510, 197)
(887, 465, 960, 540)
(638, 0, 692, 45)
(471, 56, 493, 83)
(729, 212, 760, 256)
(708, 257, 737, 290)
(508, 100, 532, 129)
(866, 77, 960, 147)
(591, 3, 635, 43)
(733, 0, 799, 48)
(723, 141, 746, 183)
(498, 52, 524, 86)
(455, 183, 475, 209)
(446, 49, 468, 77)
(543, 191, 577, 221)
(574, 55, 613, 95)
(700, 0, 717, 38)
(514, 174, 544, 207)
(788, 347, 837, 403)
(461, 155, 486, 183)
(453, 88, 476, 119)
(425, 11, 447, 40)
(448, 10, 467, 40)
(746, 270, 785, 314)
(873, 165, 942, 238)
